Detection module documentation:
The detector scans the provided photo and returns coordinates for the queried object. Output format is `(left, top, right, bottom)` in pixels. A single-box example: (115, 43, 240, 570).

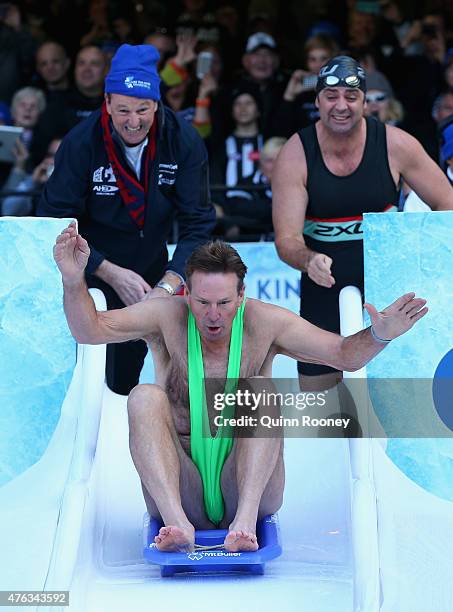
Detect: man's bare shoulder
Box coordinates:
(129, 295, 186, 333)
(144, 295, 187, 322)
(279, 132, 305, 159)
(273, 132, 307, 184)
(386, 124, 423, 158)
(245, 298, 300, 333)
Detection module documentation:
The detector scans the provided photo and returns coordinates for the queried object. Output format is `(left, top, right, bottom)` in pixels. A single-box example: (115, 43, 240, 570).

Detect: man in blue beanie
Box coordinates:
(38, 44, 215, 395)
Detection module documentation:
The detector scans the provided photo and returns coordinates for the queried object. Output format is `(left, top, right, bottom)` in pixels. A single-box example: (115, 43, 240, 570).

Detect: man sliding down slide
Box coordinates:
(54, 222, 427, 552)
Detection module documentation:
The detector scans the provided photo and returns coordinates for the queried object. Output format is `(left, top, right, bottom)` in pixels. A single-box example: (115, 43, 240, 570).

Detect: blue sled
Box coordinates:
(143, 513, 282, 577)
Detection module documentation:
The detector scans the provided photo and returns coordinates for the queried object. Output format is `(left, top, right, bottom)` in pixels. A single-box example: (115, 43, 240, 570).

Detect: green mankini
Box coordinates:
(187, 300, 245, 525)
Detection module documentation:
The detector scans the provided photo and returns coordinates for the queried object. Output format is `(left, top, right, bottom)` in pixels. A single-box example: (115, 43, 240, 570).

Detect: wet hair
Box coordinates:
(185, 241, 248, 293)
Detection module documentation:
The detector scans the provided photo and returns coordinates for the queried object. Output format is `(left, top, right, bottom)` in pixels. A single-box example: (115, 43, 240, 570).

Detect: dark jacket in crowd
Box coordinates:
(223, 71, 289, 140)
(272, 90, 319, 138)
(30, 87, 104, 166)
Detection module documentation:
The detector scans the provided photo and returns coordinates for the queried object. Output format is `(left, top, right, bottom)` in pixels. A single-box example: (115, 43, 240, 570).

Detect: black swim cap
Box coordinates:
(316, 55, 366, 95)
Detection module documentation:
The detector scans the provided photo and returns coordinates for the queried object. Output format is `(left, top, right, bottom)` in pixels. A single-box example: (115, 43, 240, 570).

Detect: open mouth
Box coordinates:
(207, 325, 222, 334)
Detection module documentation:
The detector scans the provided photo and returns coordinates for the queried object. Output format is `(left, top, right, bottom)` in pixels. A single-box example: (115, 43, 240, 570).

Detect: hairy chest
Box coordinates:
(164, 335, 271, 434)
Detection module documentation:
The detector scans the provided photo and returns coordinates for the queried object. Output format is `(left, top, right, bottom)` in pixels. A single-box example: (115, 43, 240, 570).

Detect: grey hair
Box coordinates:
(11, 87, 46, 116)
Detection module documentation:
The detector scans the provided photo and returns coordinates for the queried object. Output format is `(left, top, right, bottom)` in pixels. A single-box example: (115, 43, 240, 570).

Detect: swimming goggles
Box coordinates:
(319, 74, 362, 88)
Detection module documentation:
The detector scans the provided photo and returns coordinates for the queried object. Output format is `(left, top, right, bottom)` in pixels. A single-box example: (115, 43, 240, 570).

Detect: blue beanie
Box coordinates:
(105, 44, 161, 100)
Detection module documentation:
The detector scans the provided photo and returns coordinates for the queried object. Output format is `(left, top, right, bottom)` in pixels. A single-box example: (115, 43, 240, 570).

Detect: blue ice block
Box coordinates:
(363, 212, 453, 500)
(0, 218, 75, 486)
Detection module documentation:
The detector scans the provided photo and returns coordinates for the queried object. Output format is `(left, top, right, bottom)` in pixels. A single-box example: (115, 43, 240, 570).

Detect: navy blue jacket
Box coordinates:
(38, 104, 215, 278)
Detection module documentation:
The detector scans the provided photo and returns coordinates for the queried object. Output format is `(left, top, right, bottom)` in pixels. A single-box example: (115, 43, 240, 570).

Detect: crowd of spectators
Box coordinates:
(2, 0, 453, 237)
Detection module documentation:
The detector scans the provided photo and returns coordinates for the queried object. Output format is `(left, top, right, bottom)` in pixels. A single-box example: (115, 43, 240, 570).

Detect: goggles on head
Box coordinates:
(321, 74, 362, 88)
(316, 56, 366, 94)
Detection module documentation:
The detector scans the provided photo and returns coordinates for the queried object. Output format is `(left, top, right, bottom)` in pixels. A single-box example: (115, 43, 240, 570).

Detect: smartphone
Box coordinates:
(196, 51, 213, 80)
(0, 126, 24, 163)
(302, 75, 317, 90)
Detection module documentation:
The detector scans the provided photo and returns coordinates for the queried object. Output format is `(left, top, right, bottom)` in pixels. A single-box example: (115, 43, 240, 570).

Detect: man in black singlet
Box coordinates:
(273, 56, 453, 389)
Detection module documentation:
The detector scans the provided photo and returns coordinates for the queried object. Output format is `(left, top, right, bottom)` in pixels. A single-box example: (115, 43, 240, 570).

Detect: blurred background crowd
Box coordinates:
(2, 0, 453, 239)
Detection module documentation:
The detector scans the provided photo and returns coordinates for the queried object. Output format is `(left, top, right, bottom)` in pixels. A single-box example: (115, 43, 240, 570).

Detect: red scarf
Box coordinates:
(101, 101, 156, 230)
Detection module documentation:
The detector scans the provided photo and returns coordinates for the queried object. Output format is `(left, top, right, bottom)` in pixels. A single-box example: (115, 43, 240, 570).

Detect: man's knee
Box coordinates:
(127, 383, 170, 425)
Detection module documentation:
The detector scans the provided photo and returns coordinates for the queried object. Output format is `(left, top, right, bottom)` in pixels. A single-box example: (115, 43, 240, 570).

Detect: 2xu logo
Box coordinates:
(314, 222, 363, 237)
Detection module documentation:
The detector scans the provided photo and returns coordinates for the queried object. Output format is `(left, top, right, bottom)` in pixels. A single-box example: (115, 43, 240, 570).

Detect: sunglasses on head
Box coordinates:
(366, 92, 388, 103)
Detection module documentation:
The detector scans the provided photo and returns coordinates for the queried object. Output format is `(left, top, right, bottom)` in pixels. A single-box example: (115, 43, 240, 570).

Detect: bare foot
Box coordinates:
(154, 526, 195, 552)
(224, 529, 258, 552)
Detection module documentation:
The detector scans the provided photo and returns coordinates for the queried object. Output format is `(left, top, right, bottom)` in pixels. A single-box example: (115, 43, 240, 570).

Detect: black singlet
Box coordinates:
(297, 117, 399, 375)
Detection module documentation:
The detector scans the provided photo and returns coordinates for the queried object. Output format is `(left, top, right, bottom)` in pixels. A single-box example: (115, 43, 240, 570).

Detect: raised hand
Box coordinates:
(364, 292, 428, 341)
(307, 252, 335, 287)
(174, 31, 197, 67)
(32, 158, 52, 184)
(283, 69, 311, 102)
(198, 72, 218, 98)
(13, 139, 29, 172)
(53, 221, 90, 285)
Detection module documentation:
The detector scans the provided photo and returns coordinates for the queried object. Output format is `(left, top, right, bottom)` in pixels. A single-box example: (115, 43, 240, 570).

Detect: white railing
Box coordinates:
(340, 286, 380, 612)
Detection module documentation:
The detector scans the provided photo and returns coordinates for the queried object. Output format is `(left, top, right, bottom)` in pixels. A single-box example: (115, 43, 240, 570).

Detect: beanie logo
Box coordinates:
(124, 75, 151, 90)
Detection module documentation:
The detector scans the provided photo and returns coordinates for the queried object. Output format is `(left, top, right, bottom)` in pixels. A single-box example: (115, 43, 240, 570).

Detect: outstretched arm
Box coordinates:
(272, 293, 428, 371)
(54, 223, 161, 344)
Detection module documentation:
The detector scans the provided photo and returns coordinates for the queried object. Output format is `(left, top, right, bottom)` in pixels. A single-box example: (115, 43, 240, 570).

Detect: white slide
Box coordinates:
(4, 285, 452, 612)
(2, 217, 452, 612)
(0, 290, 353, 612)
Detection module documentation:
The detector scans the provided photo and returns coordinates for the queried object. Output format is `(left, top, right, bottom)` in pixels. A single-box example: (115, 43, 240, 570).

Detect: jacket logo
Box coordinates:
(93, 185, 118, 193)
(158, 163, 178, 186)
(92, 165, 118, 195)
(93, 165, 116, 183)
